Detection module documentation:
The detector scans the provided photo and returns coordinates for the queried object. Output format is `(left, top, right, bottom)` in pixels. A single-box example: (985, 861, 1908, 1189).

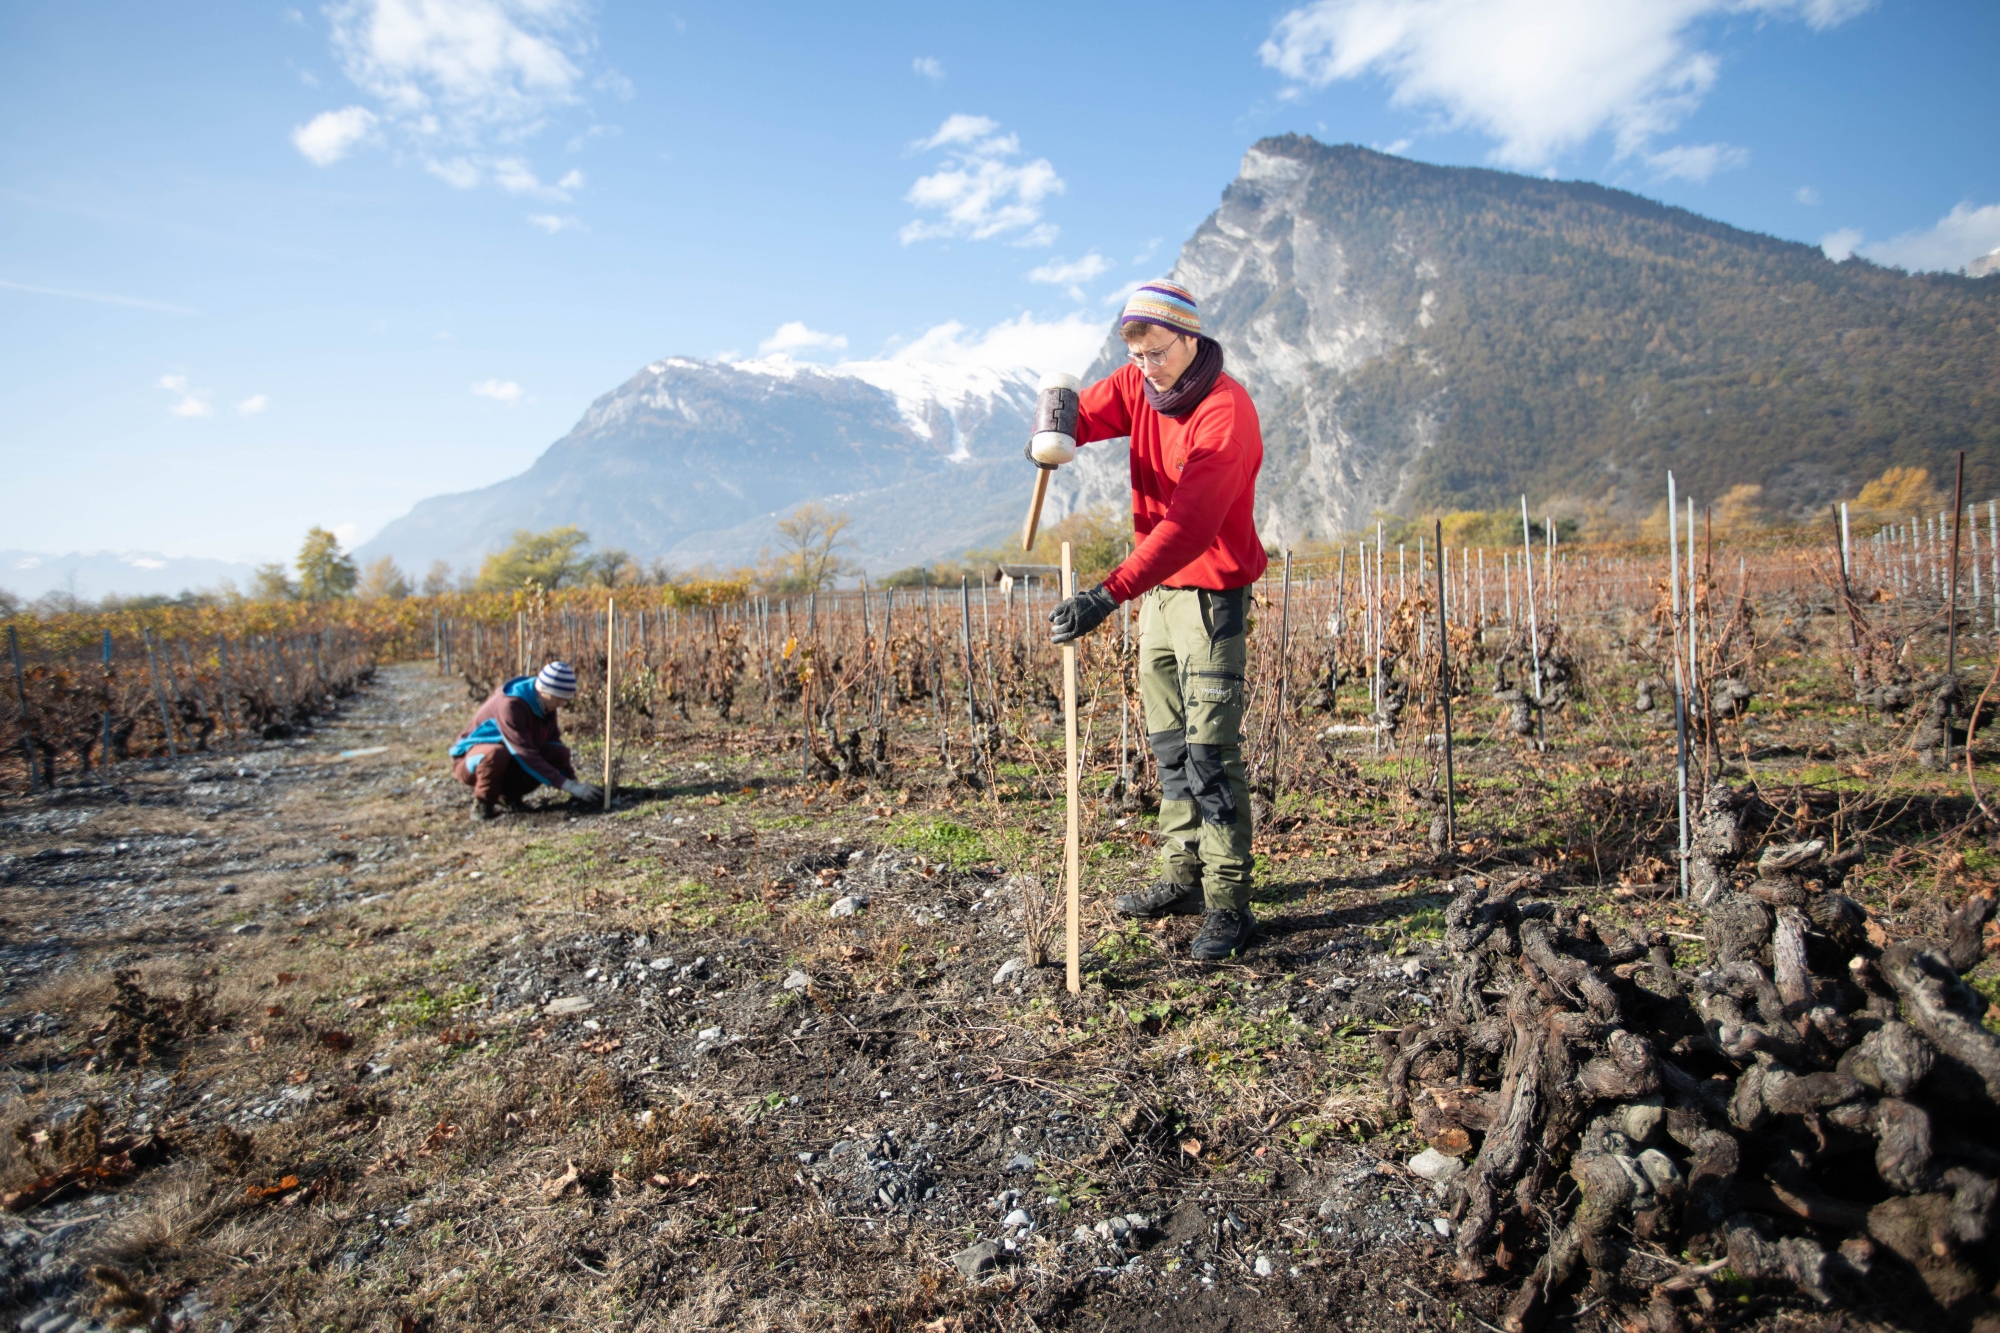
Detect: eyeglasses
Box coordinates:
(1126, 340, 1185, 367)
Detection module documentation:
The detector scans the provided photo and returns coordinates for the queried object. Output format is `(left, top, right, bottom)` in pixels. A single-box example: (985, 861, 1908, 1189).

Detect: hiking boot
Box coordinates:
(471, 799, 498, 822)
(1113, 880, 1204, 918)
(1191, 907, 1255, 961)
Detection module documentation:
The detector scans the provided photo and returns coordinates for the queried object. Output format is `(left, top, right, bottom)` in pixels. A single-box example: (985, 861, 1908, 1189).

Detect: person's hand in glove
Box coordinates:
(562, 777, 603, 805)
(1049, 586, 1117, 644)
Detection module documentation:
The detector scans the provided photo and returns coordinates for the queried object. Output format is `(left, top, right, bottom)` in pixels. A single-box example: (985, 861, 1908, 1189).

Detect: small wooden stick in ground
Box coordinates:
(1061, 542, 1080, 996)
(604, 596, 615, 811)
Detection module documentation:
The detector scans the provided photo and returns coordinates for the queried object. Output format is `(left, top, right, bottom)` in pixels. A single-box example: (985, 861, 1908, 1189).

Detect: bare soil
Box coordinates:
(0, 659, 1976, 1332)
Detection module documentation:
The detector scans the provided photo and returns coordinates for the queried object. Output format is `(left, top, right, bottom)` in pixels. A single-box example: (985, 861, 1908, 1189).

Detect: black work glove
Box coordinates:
(1049, 586, 1117, 644)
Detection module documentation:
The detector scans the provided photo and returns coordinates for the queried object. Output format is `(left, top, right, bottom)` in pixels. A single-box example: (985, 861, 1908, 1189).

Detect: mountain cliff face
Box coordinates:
(364, 136, 2000, 576)
(1055, 137, 2000, 541)
(358, 356, 1041, 574)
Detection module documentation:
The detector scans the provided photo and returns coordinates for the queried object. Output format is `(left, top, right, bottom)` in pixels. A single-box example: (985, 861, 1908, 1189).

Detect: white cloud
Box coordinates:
(900, 115, 1064, 245)
(1846, 202, 2000, 273)
(0, 278, 199, 316)
(913, 56, 944, 82)
(327, 0, 588, 143)
(471, 378, 523, 404)
(1027, 252, 1113, 300)
(236, 394, 270, 416)
(1795, 185, 1820, 206)
(526, 213, 579, 233)
(312, 0, 610, 205)
(884, 312, 1108, 382)
(158, 374, 212, 418)
(758, 321, 849, 355)
(291, 105, 377, 165)
(1644, 141, 1748, 182)
(1027, 253, 1112, 286)
(918, 114, 998, 149)
(1259, 0, 1872, 169)
(1820, 227, 1862, 261)
(425, 156, 480, 188)
(494, 157, 583, 198)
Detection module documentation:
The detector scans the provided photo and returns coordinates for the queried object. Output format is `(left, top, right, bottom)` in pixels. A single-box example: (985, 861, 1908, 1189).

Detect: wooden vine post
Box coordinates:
(604, 597, 616, 811)
(1061, 543, 1081, 996)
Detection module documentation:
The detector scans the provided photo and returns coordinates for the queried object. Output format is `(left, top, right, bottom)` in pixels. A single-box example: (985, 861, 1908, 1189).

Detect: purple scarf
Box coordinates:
(1142, 336, 1224, 419)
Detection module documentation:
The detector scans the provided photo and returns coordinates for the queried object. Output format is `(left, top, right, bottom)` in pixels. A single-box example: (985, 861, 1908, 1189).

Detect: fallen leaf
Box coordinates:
(346, 994, 381, 1011)
(543, 1160, 581, 1200)
(319, 1030, 355, 1051)
(702, 794, 723, 806)
(244, 1174, 301, 1202)
(274, 972, 297, 985)
(1180, 1138, 1203, 1158)
(287, 1069, 311, 1086)
(577, 1038, 622, 1055)
(265, 1005, 285, 1018)
(245, 1034, 266, 1052)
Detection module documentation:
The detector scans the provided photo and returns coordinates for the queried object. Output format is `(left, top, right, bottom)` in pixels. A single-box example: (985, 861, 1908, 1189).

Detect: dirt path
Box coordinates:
(0, 664, 1650, 1332)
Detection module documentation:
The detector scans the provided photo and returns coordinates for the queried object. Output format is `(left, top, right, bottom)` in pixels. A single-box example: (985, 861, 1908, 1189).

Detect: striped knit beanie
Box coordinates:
(1121, 280, 1201, 338)
(536, 661, 579, 699)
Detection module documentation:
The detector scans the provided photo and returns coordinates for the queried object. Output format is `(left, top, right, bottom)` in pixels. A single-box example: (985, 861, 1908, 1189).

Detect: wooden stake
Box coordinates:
(1061, 542, 1081, 996)
(1946, 452, 1965, 765)
(604, 597, 615, 811)
(1434, 520, 1456, 844)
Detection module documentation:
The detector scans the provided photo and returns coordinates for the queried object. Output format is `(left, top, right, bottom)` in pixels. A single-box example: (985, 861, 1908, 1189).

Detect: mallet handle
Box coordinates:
(1022, 466, 1053, 552)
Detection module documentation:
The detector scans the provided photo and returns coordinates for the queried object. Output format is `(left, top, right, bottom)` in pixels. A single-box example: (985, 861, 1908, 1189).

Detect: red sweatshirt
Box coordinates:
(1076, 363, 1268, 603)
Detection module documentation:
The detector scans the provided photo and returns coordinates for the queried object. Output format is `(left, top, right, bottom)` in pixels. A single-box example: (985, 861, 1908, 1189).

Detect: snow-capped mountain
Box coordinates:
(363, 134, 2000, 579)
(357, 354, 1054, 576)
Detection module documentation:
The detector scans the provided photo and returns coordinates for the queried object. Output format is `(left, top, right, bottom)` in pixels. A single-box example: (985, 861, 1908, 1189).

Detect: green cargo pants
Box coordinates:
(1138, 585, 1253, 911)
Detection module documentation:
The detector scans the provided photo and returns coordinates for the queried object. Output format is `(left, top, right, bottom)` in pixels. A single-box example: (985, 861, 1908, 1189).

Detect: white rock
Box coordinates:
(697, 1026, 724, 1043)
(543, 996, 593, 1017)
(1253, 1256, 1274, 1277)
(1002, 1208, 1032, 1229)
(830, 895, 867, 918)
(1433, 1217, 1453, 1237)
(783, 969, 811, 991)
(1407, 1148, 1465, 1185)
(993, 958, 1027, 985)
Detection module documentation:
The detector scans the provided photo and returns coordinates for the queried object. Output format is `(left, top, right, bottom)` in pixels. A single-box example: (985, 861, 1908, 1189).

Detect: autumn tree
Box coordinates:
(295, 528, 357, 601)
(1848, 466, 1945, 528)
(477, 526, 593, 591)
(771, 503, 855, 591)
(356, 556, 411, 601)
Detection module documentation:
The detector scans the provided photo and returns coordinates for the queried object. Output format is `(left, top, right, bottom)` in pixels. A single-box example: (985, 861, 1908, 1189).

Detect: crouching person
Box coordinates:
(450, 661, 602, 820)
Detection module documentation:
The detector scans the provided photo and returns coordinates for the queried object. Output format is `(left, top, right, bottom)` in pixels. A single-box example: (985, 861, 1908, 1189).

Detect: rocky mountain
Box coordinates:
(1054, 137, 2000, 544)
(363, 136, 2000, 576)
(358, 356, 1044, 576)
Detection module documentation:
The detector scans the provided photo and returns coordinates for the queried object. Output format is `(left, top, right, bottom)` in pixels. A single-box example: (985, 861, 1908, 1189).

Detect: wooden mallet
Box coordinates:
(1022, 372, 1082, 551)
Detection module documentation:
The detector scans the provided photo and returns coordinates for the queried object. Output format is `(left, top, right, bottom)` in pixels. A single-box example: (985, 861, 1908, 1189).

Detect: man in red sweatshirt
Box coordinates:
(1043, 279, 1267, 960)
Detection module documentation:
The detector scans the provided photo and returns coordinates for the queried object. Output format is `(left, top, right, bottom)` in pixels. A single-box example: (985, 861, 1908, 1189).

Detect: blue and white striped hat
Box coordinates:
(536, 661, 579, 699)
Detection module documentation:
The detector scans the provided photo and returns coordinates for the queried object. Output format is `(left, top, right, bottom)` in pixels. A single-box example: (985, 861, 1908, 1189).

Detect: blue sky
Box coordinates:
(2, 0, 1995, 570)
